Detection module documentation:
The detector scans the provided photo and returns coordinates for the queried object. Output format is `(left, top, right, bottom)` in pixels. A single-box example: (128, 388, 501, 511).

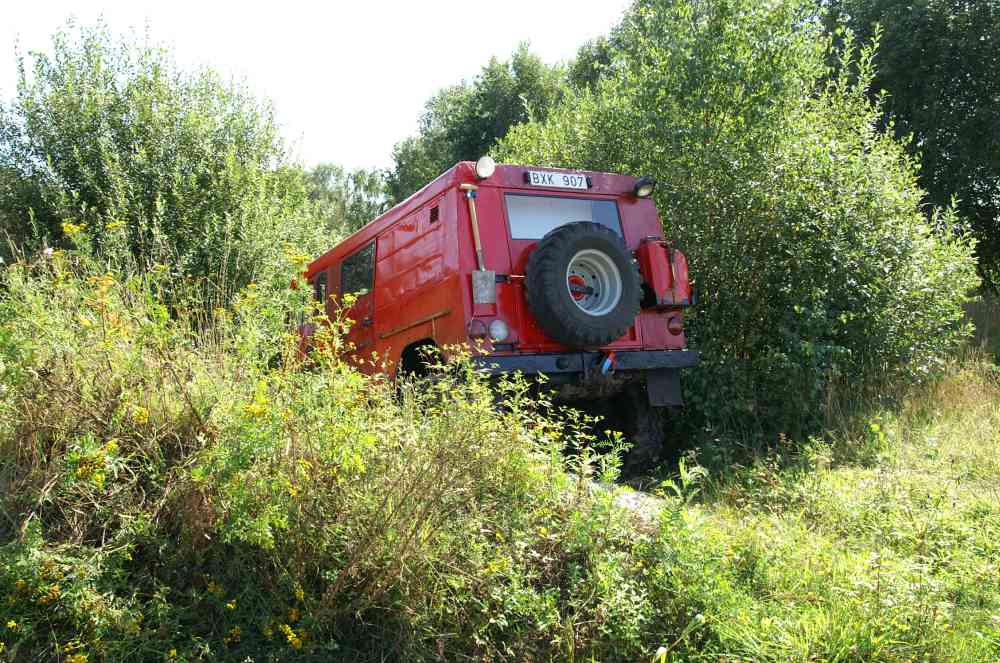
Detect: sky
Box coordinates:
(1, 0, 630, 171)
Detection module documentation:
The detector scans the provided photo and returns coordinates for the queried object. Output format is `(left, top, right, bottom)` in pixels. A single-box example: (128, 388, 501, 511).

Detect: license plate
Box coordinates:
(526, 171, 589, 190)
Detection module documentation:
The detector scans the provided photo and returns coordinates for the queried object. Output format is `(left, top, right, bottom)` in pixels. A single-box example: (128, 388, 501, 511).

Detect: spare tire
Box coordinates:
(525, 222, 641, 348)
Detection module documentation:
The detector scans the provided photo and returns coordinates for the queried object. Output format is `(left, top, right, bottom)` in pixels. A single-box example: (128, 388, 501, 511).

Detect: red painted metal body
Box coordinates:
(303, 162, 691, 375)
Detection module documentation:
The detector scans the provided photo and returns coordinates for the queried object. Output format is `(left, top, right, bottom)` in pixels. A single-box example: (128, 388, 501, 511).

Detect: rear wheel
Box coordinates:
(399, 340, 439, 379)
(556, 381, 669, 476)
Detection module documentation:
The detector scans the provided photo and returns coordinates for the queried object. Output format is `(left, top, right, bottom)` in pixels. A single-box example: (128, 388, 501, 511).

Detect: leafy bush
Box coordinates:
(0, 22, 327, 306)
(500, 0, 979, 441)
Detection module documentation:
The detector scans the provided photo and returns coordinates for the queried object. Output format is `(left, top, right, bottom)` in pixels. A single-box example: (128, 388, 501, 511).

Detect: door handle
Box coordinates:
(361, 317, 374, 327)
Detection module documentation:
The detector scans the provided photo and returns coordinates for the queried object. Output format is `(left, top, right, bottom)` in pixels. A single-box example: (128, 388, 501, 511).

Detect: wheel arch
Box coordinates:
(398, 338, 440, 377)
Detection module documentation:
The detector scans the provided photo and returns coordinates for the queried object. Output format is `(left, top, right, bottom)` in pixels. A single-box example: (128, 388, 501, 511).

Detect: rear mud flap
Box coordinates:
(646, 368, 683, 408)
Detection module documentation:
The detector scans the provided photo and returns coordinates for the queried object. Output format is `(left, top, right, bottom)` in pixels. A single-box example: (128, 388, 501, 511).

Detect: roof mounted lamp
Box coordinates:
(474, 155, 496, 180)
(633, 176, 656, 198)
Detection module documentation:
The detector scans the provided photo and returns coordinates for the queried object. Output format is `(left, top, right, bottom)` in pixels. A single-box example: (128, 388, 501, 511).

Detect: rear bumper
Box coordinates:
(472, 349, 699, 376)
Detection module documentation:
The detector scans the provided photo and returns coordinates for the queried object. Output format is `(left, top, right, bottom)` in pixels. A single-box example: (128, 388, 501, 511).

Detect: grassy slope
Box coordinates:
(664, 359, 1000, 660)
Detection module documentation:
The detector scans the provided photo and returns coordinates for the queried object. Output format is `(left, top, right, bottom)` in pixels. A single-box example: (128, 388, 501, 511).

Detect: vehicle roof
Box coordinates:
(304, 162, 642, 279)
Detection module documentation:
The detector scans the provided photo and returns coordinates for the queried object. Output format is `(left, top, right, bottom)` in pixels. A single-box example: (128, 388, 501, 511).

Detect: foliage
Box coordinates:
(825, 0, 1000, 288)
(385, 43, 566, 203)
(0, 238, 645, 661)
(500, 0, 979, 441)
(306, 163, 388, 235)
(0, 21, 326, 306)
(567, 36, 615, 91)
(1, 242, 997, 660)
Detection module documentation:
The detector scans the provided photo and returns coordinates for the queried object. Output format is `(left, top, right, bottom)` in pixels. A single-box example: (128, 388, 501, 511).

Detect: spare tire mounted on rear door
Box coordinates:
(525, 222, 642, 349)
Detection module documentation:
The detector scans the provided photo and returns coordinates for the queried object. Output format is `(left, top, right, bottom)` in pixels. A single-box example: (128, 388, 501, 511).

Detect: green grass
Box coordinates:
(674, 359, 1000, 660)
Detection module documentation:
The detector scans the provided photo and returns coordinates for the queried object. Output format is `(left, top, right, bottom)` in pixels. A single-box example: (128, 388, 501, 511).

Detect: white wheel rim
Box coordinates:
(565, 249, 623, 316)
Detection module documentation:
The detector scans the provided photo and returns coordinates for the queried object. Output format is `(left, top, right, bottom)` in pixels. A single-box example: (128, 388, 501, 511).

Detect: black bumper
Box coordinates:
(472, 349, 699, 376)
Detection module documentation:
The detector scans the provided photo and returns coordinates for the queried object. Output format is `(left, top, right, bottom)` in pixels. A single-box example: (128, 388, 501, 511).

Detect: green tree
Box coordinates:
(826, 0, 1000, 286)
(567, 36, 615, 91)
(0, 22, 324, 302)
(386, 43, 566, 203)
(501, 0, 978, 440)
(307, 163, 388, 235)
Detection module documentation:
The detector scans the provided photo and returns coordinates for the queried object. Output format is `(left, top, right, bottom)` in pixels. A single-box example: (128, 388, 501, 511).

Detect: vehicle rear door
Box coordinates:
(501, 190, 642, 351)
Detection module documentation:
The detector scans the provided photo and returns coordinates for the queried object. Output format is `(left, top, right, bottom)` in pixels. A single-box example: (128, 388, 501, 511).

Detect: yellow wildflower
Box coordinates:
(279, 623, 302, 649)
(66, 654, 88, 663)
(0, 642, 6, 654)
(105, 439, 119, 455)
(105, 220, 125, 231)
(88, 272, 116, 296)
(243, 401, 268, 418)
(168, 649, 177, 658)
(206, 580, 224, 597)
(61, 221, 85, 236)
(288, 607, 300, 623)
(226, 600, 236, 610)
(132, 406, 150, 425)
(39, 584, 61, 605)
(6, 620, 17, 630)
(294, 586, 304, 601)
(223, 625, 241, 645)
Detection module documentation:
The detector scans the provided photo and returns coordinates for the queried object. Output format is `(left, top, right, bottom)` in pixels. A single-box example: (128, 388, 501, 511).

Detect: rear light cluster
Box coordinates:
(468, 319, 509, 342)
(667, 315, 684, 335)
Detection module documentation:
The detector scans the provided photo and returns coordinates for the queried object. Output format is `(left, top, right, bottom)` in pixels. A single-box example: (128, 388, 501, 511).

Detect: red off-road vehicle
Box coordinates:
(302, 158, 698, 465)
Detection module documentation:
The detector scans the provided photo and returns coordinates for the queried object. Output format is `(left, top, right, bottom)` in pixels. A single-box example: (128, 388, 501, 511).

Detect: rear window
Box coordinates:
(504, 194, 622, 240)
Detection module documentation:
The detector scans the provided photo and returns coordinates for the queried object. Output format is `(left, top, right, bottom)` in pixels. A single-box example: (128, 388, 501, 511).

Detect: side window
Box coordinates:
(341, 242, 374, 297)
(313, 271, 327, 304)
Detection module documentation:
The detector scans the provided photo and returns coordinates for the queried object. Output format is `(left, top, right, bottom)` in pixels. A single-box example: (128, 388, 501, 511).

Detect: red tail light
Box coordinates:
(667, 315, 684, 335)
(467, 319, 488, 339)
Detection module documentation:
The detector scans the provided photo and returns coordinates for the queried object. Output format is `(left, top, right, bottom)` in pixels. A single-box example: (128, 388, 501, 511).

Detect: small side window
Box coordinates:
(314, 271, 327, 303)
(429, 205, 439, 223)
(341, 242, 375, 297)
